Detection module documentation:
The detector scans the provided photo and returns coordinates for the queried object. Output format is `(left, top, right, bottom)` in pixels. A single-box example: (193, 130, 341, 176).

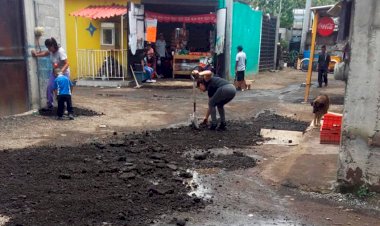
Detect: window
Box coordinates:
(101, 23, 115, 46)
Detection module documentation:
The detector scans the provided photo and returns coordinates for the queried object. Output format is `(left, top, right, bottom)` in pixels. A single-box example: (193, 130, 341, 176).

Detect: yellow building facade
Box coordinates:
(65, 0, 141, 80)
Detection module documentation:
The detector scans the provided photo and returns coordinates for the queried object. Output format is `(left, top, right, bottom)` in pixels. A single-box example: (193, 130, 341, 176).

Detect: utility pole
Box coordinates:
(224, 0, 233, 80)
(300, 0, 312, 54)
(273, 0, 282, 70)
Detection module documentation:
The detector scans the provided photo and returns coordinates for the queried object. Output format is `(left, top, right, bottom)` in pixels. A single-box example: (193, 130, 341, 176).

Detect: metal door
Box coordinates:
(0, 0, 29, 117)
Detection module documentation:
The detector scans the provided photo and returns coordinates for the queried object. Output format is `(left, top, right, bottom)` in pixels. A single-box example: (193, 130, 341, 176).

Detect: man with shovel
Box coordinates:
(192, 70, 236, 131)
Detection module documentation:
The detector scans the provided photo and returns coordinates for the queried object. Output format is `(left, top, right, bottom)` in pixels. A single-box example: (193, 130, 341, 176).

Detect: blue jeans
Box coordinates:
(143, 66, 153, 81)
(47, 71, 70, 108)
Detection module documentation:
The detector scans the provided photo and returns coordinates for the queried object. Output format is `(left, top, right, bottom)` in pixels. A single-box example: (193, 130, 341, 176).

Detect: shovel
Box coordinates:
(190, 75, 199, 129)
(130, 65, 142, 89)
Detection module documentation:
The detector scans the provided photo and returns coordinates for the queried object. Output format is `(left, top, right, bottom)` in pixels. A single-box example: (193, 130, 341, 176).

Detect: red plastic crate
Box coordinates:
(321, 113, 342, 131)
(320, 132, 341, 144)
(320, 113, 342, 144)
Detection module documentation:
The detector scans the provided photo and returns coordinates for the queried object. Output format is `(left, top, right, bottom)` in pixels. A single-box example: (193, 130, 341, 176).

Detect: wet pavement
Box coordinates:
(1, 69, 379, 225)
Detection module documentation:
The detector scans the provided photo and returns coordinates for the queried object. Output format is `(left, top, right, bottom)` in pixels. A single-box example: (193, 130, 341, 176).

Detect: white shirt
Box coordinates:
(50, 47, 70, 74)
(236, 51, 246, 71)
(155, 39, 166, 58)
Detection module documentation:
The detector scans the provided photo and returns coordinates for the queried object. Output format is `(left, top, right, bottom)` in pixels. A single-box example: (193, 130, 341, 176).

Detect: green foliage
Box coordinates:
(356, 184, 374, 199)
(246, 0, 338, 28)
(280, 39, 288, 50)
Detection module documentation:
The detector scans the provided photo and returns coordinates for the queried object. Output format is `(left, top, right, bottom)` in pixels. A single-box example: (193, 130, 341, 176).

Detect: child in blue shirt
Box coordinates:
(53, 68, 74, 120)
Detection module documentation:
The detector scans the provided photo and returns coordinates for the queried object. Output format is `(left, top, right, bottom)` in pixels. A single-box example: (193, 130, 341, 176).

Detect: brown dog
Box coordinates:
(311, 94, 330, 126)
(234, 80, 252, 90)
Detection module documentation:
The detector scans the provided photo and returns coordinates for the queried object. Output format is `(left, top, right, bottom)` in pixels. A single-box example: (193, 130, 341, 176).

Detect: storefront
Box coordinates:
(136, 0, 219, 78)
(144, 11, 216, 78)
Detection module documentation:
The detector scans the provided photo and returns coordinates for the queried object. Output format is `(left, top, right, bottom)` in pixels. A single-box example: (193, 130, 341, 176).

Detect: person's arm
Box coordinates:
(199, 70, 213, 81)
(141, 59, 146, 73)
(61, 59, 69, 74)
(201, 106, 211, 125)
(31, 50, 49, 57)
(235, 54, 239, 73)
(204, 107, 210, 121)
(70, 80, 74, 93)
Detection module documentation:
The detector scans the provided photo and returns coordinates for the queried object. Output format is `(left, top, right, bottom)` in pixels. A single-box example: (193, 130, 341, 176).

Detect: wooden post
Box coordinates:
(304, 11, 319, 102)
(75, 17, 79, 79)
(121, 15, 124, 80)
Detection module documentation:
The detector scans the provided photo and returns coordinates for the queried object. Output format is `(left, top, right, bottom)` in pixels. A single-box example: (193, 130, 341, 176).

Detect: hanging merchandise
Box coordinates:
(145, 18, 157, 43)
(145, 11, 216, 24)
(128, 3, 137, 55)
(215, 8, 226, 55)
(135, 4, 145, 50)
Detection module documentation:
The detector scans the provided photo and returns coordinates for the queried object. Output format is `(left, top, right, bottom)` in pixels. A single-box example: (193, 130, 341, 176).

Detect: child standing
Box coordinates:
(53, 68, 74, 120)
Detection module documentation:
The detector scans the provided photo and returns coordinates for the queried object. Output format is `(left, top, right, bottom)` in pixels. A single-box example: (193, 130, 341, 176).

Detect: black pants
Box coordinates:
(57, 95, 73, 117)
(209, 84, 236, 126)
(318, 69, 328, 87)
(157, 57, 165, 76)
(236, 71, 245, 81)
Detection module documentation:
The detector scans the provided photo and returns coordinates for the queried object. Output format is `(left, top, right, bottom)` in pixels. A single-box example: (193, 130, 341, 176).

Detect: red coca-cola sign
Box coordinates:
(318, 17, 335, 37)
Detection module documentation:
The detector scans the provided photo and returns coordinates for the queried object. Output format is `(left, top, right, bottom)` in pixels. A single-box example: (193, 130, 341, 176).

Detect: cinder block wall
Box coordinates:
(25, 0, 66, 109)
(338, 0, 380, 192)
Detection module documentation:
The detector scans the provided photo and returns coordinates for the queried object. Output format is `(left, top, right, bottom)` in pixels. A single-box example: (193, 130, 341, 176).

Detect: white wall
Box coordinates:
(338, 0, 380, 192)
(24, 0, 66, 109)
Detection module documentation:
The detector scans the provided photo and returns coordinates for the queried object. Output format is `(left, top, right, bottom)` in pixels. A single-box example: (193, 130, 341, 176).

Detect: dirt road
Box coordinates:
(0, 69, 379, 226)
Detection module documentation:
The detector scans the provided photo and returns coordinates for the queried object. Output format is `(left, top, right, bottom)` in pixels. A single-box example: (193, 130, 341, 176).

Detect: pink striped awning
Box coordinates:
(70, 4, 127, 19)
(145, 11, 216, 24)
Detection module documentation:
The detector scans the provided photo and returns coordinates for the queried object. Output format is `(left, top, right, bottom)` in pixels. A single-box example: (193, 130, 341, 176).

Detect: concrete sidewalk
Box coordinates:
(262, 123, 340, 193)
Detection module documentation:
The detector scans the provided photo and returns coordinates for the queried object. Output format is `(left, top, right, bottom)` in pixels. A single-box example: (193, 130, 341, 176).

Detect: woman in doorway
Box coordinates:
(141, 44, 156, 83)
(31, 37, 70, 109)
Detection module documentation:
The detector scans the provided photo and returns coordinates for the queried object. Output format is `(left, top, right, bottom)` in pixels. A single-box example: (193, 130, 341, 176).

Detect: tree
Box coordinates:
(246, 0, 338, 28)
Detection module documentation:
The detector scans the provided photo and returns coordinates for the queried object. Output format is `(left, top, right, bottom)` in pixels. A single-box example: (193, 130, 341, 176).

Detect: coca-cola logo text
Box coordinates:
(318, 17, 335, 37)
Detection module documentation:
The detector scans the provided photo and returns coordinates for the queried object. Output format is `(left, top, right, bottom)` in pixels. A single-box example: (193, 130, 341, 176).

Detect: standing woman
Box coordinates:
(31, 37, 70, 109)
(193, 70, 236, 131)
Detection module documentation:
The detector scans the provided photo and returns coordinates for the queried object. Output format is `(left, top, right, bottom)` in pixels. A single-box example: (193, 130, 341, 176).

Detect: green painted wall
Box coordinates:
(218, 0, 225, 8)
(230, 2, 262, 78)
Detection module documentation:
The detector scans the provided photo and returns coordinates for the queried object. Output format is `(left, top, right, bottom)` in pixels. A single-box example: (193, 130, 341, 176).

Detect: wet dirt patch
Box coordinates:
(141, 85, 192, 90)
(0, 113, 308, 225)
(192, 151, 257, 170)
(254, 112, 309, 132)
(293, 95, 345, 105)
(38, 107, 103, 117)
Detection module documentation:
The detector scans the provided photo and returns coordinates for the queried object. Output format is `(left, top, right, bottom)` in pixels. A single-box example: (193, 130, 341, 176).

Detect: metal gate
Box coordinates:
(0, 0, 28, 117)
(259, 17, 277, 71)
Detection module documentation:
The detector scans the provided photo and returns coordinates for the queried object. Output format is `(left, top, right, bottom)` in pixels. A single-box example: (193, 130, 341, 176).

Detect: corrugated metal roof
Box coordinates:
(70, 4, 127, 19)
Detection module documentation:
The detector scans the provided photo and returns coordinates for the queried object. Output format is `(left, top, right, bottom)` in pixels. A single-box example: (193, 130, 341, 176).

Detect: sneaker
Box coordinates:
(146, 79, 156, 83)
(217, 122, 227, 131)
(68, 114, 74, 120)
(209, 124, 217, 130)
(56, 116, 63, 120)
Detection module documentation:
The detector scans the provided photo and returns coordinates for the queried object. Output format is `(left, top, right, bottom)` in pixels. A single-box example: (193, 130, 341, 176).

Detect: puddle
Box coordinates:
(0, 215, 10, 226)
(96, 93, 128, 98)
(38, 107, 102, 117)
(96, 93, 190, 100)
(187, 170, 213, 200)
(293, 96, 345, 105)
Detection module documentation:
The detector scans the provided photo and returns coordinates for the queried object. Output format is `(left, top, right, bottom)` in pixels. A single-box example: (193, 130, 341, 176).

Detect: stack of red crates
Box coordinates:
(320, 113, 342, 144)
